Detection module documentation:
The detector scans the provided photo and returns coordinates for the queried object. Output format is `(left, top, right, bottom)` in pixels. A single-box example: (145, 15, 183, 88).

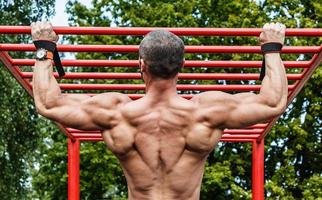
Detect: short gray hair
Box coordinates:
(139, 30, 184, 79)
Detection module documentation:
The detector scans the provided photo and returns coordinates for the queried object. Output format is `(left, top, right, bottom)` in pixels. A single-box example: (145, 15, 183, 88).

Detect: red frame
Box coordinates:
(0, 26, 321, 200)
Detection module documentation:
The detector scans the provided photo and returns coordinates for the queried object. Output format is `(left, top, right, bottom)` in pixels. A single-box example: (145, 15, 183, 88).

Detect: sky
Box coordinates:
(50, 0, 93, 58)
(51, 0, 265, 26)
(51, 0, 92, 26)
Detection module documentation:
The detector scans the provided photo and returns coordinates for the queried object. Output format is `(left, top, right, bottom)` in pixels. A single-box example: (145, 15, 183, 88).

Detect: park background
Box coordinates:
(0, 0, 321, 199)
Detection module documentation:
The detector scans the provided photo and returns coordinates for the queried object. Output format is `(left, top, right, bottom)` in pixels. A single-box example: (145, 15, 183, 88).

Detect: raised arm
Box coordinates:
(193, 23, 288, 129)
(31, 22, 130, 130)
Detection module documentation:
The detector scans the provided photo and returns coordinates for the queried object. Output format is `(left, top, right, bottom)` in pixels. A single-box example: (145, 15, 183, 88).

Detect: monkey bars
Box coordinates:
(0, 26, 321, 200)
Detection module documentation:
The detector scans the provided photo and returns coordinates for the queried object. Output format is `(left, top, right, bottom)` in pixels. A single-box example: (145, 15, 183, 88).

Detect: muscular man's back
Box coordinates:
(31, 22, 287, 200)
(102, 95, 223, 200)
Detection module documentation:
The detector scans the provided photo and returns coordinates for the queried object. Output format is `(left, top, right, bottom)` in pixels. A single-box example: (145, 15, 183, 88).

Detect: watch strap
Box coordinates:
(46, 51, 54, 59)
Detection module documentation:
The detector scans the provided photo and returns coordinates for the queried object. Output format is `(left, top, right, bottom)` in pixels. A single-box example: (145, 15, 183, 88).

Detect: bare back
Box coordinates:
(31, 21, 287, 200)
(102, 95, 223, 200)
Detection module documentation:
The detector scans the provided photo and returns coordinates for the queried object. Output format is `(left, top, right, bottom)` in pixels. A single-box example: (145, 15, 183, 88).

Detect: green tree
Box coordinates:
(30, 0, 321, 199)
(261, 1, 321, 199)
(0, 0, 55, 198)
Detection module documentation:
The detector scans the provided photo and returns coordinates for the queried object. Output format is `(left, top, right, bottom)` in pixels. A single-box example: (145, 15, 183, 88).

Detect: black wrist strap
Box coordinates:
(33, 40, 56, 52)
(260, 59, 266, 81)
(259, 42, 283, 81)
(53, 49, 65, 76)
(261, 42, 283, 54)
(33, 40, 65, 77)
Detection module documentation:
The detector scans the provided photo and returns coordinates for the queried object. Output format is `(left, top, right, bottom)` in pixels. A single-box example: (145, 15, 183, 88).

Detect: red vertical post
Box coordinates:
(68, 139, 80, 200)
(252, 139, 264, 200)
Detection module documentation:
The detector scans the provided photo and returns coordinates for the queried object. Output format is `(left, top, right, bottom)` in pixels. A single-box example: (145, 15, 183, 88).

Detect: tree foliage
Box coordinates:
(0, 0, 55, 198)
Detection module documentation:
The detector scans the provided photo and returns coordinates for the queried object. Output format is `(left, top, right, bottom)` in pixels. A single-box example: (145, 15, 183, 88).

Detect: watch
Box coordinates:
(35, 48, 54, 60)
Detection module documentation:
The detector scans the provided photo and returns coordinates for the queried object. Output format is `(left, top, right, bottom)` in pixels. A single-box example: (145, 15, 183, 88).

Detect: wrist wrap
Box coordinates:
(259, 42, 283, 81)
(33, 40, 65, 77)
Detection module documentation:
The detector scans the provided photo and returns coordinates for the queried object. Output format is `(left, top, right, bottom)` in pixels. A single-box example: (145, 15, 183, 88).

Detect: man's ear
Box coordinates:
(139, 58, 147, 72)
(182, 58, 185, 68)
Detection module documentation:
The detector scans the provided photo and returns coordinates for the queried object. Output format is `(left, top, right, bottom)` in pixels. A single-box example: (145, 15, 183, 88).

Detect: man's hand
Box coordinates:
(31, 21, 58, 42)
(259, 22, 286, 45)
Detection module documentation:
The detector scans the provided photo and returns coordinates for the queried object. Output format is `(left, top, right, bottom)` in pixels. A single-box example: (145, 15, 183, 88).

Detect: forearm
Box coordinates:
(32, 60, 62, 112)
(259, 53, 288, 108)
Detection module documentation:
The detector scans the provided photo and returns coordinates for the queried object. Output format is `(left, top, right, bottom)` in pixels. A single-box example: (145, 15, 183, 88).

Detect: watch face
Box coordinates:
(36, 49, 46, 59)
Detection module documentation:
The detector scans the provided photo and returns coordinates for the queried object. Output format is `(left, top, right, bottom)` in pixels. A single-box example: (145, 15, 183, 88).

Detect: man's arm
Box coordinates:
(31, 22, 130, 130)
(193, 23, 288, 129)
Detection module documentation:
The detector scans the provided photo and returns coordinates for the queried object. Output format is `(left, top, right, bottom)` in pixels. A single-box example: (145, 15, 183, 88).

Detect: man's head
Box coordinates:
(139, 30, 185, 80)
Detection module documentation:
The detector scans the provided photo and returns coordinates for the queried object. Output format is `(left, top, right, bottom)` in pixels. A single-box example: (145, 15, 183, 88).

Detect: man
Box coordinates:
(31, 22, 287, 200)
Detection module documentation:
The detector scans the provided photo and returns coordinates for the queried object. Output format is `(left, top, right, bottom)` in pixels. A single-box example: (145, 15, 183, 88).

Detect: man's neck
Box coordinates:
(145, 77, 178, 102)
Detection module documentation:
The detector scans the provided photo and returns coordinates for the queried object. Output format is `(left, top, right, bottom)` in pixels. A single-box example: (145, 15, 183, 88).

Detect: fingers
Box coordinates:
(43, 22, 52, 32)
(263, 23, 270, 30)
(30, 21, 57, 42)
(31, 21, 54, 30)
(274, 23, 286, 37)
(36, 21, 42, 28)
(263, 22, 286, 32)
(55, 35, 59, 42)
(258, 32, 265, 45)
(278, 23, 286, 34)
(260, 22, 286, 45)
(262, 22, 286, 38)
(31, 21, 41, 40)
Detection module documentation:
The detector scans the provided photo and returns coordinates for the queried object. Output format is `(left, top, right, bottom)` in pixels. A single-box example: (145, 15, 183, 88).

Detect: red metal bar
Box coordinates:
(71, 133, 260, 139)
(225, 129, 263, 134)
(0, 26, 321, 36)
(77, 138, 104, 141)
(220, 139, 255, 143)
(13, 59, 311, 68)
(194, 134, 259, 139)
(58, 83, 260, 91)
(1, 44, 320, 54)
(67, 128, 263, 135)
(73, 133, 260, 139)
(77, 137, 256, 142)
(125, 94, 194, 100)
(66, 93, 175, 100)
(252, 139, 265, 200)
(53, 83, 295, 91)
(68, 139, 80, 200)
(67, 93, 287, 101)
(68, 93, 277, 102)
(21, 72, 303, 80)
(249, 124, 268, 129)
